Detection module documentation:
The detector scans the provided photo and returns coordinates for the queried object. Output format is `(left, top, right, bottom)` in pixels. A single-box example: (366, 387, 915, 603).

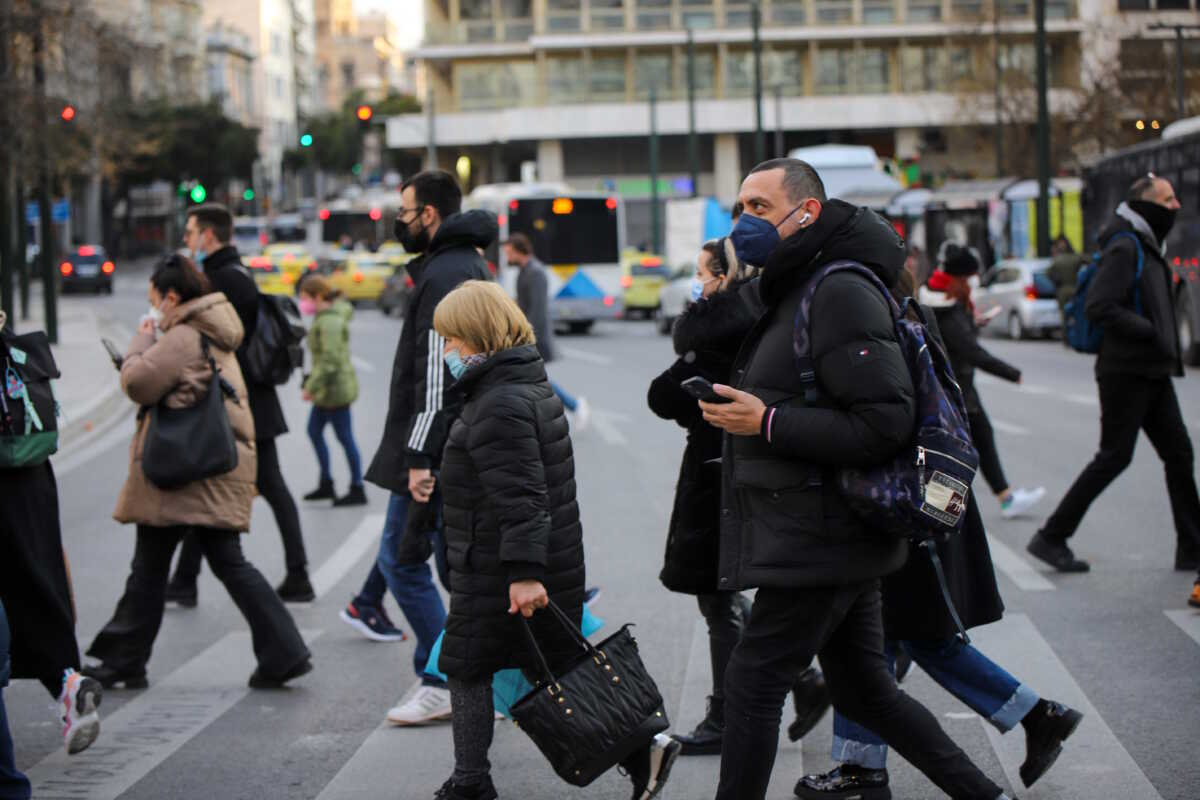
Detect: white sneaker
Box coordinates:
(386, 685, 452, 726)
(640, 733, 682, 800)
(58, 669, 102, 755)
(573, 397, 591, 431)
(1001, 486, 1046, 519)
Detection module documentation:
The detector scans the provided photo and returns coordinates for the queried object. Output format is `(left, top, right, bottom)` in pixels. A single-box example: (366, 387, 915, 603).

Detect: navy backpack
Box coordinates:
(1064, 231, 1144, 354)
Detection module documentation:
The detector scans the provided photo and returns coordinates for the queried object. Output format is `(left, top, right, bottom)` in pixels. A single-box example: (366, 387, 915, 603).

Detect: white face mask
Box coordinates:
(147, 304, 165, 328)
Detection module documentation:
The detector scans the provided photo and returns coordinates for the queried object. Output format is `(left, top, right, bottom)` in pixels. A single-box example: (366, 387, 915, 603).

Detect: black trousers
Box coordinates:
(716, 582, 1001, 800)
(967, 404, 1009, 497)
(172, 438, 308, 584)
(87, 525, 310, 678)
(1042, 374, 1200, 551)
(696, 591, 750, 702)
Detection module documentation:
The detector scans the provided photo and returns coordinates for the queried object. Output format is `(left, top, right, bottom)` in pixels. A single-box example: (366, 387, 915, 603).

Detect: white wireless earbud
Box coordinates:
(798, 213, 812, 227)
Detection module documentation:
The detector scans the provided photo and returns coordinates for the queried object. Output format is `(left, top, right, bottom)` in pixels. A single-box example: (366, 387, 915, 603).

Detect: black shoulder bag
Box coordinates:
(142, 336, 239, 489)
(510, 601, 669, 787)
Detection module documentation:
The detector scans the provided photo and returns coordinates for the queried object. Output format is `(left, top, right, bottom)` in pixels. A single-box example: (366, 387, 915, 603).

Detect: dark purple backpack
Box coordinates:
(793, 261, 979, 542)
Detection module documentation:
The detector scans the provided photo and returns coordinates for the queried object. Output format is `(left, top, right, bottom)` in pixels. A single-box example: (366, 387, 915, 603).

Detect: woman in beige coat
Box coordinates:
(83, 256, 311, 690)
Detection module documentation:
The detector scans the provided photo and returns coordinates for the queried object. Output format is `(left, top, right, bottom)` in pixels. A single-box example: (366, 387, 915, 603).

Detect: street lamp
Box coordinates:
(751, 1, 765, 165)
(1148, 22, 1200, 121)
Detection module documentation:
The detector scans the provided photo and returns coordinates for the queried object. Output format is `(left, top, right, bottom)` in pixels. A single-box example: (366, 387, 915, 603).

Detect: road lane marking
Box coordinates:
(985, 534, 1057, 591)
(1164, 610, 1200, 647)
(990, 419, 1031, 436)
(1064, 393, 1099, 406)
(557, 345, 614, 366)
(971, 615, 1163, 800)
(589, 411, 629, 447)
(310, 514, 386, 600)
(26, 629, 321, 800)
(54, 414, 137, 477)
(350, 355, 377, 374)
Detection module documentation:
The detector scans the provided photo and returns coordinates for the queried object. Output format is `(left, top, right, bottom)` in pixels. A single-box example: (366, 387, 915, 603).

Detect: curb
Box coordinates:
(57, 315, 136, 451)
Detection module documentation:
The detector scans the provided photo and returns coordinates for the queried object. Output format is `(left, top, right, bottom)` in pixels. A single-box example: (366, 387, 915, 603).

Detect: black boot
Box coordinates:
(248, 659, 313, 689)
(333, 484, 367, 507)
(1175, 539, 1199, 571)
(304, 479, 335, 502)
(1019, 699, 1083, 787)
(794, 765, 891, 800)
(276, 570, 316, 602)
(671, 696, 724, 755)
(1026, 532, 1090, 573)
(81, 663, 149, 690)
(787, 667, 832, 742)
(164, 577, 198, 608)
(433, 776, 498, 800)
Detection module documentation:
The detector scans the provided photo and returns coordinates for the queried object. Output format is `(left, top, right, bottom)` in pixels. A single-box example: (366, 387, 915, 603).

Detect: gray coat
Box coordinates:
(516, 258, 555, 362)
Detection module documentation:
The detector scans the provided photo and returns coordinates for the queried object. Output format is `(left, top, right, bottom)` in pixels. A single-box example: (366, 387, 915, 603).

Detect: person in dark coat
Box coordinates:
(1029, 175, 1200, 595)
(796, 275, 1084, 799)
(167, 203, 313, 603)
(920, 242, 1046, 520)
(700, 158, 1011, 800)
(429, 280, 680, 800)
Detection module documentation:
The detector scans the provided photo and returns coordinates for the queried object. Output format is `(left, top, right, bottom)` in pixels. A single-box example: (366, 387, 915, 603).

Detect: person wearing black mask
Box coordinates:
(699, 159, 1012, 800)
(1029, 175, 1200, 592)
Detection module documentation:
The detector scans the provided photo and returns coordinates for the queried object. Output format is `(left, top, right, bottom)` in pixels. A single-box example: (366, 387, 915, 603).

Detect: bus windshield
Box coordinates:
(322, 211, 377, 249)
(508, 197, 619, 265)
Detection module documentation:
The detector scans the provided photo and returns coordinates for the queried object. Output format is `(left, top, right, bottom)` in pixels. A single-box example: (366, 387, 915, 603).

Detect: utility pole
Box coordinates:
(32, 4, 56, 343)
(752, 2, 765, 165)
(773, 84, 784, 157)
(0, 0, 13, 329)
(1034, 0, 1050, 259)
(1148, 22, 1200, 121)
(649, 84, 661, 255)
(992, 10, 1005, 177)
(425, 88, 438, 170)
(686, 28, 699, 198)
(16, 177, 28, 320)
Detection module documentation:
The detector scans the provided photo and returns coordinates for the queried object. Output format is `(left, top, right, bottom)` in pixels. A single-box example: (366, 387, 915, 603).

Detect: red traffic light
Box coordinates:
(60, 105, 76, 122)
(369, 207, 382, 221)
(356, 105, 373, 122)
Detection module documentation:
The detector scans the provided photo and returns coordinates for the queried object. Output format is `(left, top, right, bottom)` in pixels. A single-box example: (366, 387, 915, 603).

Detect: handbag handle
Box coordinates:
(518, 599, 602, 689)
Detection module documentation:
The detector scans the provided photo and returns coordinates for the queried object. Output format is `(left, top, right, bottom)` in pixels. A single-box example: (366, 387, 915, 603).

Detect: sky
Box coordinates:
(356, 0, 425, 49)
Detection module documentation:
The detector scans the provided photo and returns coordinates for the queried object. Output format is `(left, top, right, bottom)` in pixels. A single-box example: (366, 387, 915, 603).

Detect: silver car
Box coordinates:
(973, 258, 1062, 340)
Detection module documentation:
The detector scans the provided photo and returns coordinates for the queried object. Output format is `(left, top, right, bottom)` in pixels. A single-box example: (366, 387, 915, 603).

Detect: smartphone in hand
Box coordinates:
(101, 338, 123, 369)
(681, 375, 731, 404)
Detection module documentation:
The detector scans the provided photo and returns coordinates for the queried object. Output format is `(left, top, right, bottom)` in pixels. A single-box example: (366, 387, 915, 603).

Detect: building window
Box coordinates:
(816, 48, 853, 93)
(1116, 0, 1150, 6)
(997, 0, 1030, 17)
(271, 32, 283, 56)
(724, 49, 754, 96)
(1045, 0, 1075, 17)
(501, 0, 531, 17)
(950, 0, 985, 19)
(860, 47, 890, 92)
(725, 2, 752, 26)
(862, 0, 896, 23)
(589, 53, 627, 99)
(589, 0, 625, 30)
(461, 0, 493, 18)
(635, 51, 673, 98)
(682, 3, 716, 29)
(769, 0, 805, 24)
(1156, 0, 1191, 8)
(766, 48, 804, 95)
(907, 0, 941, 20)
(948, 46, 973, 84)
(686, 50, 716, 97)
(457, 61, 536, 109)
(636, 0, 671, 30)
(341, 61, 355, 89)
(547, 0, 582, 30)
(901, 45, 944, 92)
(547, 54, 586, 102)
(815, 0, 853, 23)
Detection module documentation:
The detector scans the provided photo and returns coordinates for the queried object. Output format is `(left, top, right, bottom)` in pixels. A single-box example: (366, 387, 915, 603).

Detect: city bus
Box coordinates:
(466, 183, 625, 334)
(1082, 118, 1200, 365)
(318, 194, 399, 255)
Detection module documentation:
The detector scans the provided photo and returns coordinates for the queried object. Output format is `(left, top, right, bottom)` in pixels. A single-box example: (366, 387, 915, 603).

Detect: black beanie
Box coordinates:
(941, 243, 980, 276)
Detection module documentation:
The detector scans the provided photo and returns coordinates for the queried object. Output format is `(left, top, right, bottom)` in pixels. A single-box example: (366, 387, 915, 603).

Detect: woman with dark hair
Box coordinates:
(83, 256, 311, 690)
(920, 242, 1045, 519)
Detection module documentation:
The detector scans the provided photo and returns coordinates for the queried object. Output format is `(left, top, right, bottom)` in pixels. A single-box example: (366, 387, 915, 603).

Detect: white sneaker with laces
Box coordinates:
(1001, 486, 1046, 519)
(573, 397, 591, 431)
(57, 669, 102, 755)
(386, 685, 452, 726)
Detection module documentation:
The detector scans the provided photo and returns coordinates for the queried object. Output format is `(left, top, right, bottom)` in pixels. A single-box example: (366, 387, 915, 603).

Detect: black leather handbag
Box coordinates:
(142, 336, 239, 490)
(510, 601, 669, 787)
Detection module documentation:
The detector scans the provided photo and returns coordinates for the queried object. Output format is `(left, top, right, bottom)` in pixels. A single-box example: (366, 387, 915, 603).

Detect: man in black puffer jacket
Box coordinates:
(700, 159, 1009, 800)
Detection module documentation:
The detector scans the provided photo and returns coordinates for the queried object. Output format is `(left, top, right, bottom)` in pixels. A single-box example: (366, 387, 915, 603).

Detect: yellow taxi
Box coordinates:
(377, 241, 417, 270)
(246, 254, 298, 297)
(262, 244, 318, 278)
(329, 254, 395, 303)
(620, 249, 670, 319)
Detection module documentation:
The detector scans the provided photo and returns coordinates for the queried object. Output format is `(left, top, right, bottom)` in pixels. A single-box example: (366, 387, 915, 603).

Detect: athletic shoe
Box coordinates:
(794, 765, 891, 800)
(584, 585, 602, 606)
(1027, 532, 1090, 573)
(58, 669, 102, 755)
(248, 659, 313, 689)
(433, 776, 498, 800)
(1190, 583, 1200, 609)
(387, 685, 452, 725)
(339, 600, 407, 642)
(333, 484, 368, 507)
(1001, 487, 1046, 519)
(1019, 700, 1083, 787)
(574, 397, 591, 431)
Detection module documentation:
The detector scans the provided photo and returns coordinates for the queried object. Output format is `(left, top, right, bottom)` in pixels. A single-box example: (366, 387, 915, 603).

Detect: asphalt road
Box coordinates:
(7, 267, 1200, 800)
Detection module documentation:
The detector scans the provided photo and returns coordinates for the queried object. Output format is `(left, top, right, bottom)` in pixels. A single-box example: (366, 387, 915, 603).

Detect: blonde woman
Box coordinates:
(429, 280, 678, 800)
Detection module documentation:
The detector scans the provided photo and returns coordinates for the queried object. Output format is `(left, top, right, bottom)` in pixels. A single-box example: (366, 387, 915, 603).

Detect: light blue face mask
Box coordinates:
(690, 277, 718, 302)
(444, 349, 467, 380)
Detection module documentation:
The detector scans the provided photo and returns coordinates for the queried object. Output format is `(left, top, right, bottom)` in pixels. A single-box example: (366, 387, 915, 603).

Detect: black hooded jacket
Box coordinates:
(718, 200, 912, 590)
(647, 286, 759, 595)
(436, 345, 585, 681)
(365, 210, 498, 492)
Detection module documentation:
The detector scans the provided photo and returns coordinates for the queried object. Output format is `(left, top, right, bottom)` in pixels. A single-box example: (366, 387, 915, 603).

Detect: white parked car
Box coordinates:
(973, 258, 1062, 340)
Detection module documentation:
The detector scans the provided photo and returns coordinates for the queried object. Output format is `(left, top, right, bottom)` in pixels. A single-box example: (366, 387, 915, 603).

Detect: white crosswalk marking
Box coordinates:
(558, 345, 614, 366)
(1163, 609, 1200, 647)
(986, 534, 1057, 591)
(971, 615, 1163, 799)
(25, 629, 321, 800)
(990, 419, 1031, 436)
(309, 513, 386, 599)
(350, 355, 376, 374)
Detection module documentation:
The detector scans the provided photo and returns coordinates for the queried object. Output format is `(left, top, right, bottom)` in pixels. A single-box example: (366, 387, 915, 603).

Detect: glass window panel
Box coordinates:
(637, 10, 672, 27)
(547, 13, 582, 29)
(1045, 0, 1074, 17)
(950, 0, 984, 19)
(860, 47, 890, 92)
(548, 0, 581, 8)
(766, 48, 805, 94)
(638, 0, 670, 6)
(500, 0, 531, 16)
(547, 55, 586, 102)
(1156, 0, 1190, 8)
(590, 11, 626, 28)
(1116, 0, 1149, 7)
(505, 20, 533, 39)
(461, 0, 493, 18)
(725, 50, 754, 96)
(683, 10, 716, 27)
(684, 51, 716, 97)
(998, 0, 1030, 16)
(862, 0, 896, 23)
(464, 21, 497, 40)
(770, 0, 806, 24)
(817, 48, 853, 93)
(458, 61, 536, 109)
(725, 3, 751, 25)
(901, 45, 944, 91)
(636, 52, 673, 98)
(907, 0, 942, 20)
(590, 54, 627, 98)
(949, 46, 973, 82)
(816, 0, 853, 23)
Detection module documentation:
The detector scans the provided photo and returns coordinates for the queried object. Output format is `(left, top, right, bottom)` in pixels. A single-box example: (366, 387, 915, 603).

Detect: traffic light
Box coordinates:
(243, 188, 255, 201)
(60, 105, 75, 122)
(356, 104, 373, 131)
(300, 133, 313, 147)
(190, 184, 207, 204)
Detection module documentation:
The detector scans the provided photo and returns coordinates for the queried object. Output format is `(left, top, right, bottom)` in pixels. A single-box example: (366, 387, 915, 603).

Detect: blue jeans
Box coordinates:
(832, 637, 1040, 770)
(551, 381, 577, 412)
(307, 406, 362, 486)
(0, 601, 32, 800)
(369, 492, 448, 688)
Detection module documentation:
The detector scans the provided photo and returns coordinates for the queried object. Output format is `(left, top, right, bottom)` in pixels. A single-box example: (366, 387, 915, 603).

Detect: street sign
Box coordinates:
(25, 200, 70, 224)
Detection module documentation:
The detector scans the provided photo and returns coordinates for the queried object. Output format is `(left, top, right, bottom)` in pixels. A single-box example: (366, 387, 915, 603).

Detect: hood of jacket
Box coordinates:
(917, 285, 959, 308)
(1113, 202, 1166, 256)
(160, 292, 244, 352)
(758, 199, 906, 308)
(429, 209, 499, 257)
(455, 344, 546, 398)
(320, 298, 355, 323)
(672, 281, 760, 358)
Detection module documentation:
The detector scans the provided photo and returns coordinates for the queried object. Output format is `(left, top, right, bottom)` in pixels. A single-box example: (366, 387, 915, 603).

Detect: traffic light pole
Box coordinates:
(649, 84, 661, 255)
(752, 2, 765, 165)
(32, 4, 56, 343)
(1034, 0, 1050, 259)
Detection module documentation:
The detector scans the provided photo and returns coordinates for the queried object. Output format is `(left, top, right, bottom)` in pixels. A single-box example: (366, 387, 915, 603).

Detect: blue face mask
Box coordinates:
(729, 207, 809, 267)
(690, 276, 718, 302)
(444, 349, 468, 380)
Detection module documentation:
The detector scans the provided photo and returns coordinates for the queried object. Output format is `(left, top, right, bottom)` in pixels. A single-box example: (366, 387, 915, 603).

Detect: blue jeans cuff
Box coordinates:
(832, 734, 889, 770)
(989, 684, 1040, 732)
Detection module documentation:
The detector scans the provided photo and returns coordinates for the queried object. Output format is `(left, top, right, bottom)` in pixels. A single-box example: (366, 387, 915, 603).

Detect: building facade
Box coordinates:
(389, 0, 1199, 204)
(315, 2, 417, 111)
(206, 22, 258, 127)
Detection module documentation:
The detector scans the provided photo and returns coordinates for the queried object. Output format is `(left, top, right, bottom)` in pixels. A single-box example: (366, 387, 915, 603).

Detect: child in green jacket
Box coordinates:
(298, 275, 365, 506)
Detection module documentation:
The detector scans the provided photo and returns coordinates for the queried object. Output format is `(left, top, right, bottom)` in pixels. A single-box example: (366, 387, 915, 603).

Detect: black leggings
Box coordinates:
(967, 403, 1008, 497)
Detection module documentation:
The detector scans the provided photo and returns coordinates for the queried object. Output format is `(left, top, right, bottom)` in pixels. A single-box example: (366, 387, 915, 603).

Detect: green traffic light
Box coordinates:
(300, 133, 313, 147)
(243, 188, 255, 201)
(190, 184, 207, 203)
(352, 163, 363, 175)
